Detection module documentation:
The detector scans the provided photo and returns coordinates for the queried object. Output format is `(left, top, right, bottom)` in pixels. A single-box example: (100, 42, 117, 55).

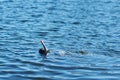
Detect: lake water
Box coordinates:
(0, 0, 120, 80)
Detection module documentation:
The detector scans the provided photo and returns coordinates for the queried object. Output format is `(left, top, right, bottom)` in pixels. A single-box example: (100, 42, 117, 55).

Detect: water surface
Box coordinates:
(0, 0, 120, 80)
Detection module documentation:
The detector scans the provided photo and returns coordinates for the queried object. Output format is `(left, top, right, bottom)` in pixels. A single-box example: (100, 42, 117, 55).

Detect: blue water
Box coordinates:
(0, 0, 120, 80)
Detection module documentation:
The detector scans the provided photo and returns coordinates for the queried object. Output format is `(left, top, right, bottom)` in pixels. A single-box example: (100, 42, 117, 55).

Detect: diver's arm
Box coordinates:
(40, 40, 47, 51)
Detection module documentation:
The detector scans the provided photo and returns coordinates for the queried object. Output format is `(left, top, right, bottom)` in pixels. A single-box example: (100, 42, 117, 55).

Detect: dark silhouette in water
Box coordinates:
(39, 40, 49, 56)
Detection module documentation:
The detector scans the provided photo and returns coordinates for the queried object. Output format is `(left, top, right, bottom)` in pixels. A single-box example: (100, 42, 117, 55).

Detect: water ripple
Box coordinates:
(0, 0, 120, 80)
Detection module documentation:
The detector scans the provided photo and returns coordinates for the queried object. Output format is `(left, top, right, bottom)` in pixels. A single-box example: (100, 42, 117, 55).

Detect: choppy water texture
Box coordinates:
(0, 0, 120, 80)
